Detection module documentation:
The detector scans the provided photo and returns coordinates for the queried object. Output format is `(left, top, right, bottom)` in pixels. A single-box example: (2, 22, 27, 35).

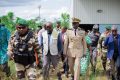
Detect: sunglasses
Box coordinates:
(17, 27, 26, 29)
(112, 30, 117, 32)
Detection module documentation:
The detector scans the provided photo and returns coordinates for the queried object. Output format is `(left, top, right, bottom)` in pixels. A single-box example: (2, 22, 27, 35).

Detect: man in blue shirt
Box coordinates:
(104, 26, 120, 80)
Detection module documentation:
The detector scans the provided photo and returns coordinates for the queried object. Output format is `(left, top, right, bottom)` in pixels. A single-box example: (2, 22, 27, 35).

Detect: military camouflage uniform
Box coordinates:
(8, 30, 40, 80)
(97, 32, 110, 70)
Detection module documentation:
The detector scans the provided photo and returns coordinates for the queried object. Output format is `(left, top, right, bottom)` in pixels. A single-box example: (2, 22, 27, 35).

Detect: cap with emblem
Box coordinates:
(17, 19, 28, 27)
(72, 17, 81, 23)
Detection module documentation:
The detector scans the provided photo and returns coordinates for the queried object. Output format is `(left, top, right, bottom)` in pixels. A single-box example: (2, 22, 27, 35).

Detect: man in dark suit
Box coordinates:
(57, 27, 69, 77)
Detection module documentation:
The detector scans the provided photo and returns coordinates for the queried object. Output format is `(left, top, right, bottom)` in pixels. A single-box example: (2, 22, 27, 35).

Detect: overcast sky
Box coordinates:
(0, 0, 72, 21)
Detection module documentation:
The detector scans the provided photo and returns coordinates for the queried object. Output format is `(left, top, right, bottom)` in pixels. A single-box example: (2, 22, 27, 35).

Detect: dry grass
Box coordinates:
(0, 56, 109, 80)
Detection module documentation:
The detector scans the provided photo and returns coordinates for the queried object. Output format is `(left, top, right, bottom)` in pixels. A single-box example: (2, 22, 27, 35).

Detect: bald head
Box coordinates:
(46, 22, 53, 34)
(111, 25, 117, 31)
(46, 22, 53, 28)
(111, 25, 118, 36)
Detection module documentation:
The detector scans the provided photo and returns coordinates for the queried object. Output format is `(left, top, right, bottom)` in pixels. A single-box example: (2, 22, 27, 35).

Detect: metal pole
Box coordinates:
(38, 5, 41, 22)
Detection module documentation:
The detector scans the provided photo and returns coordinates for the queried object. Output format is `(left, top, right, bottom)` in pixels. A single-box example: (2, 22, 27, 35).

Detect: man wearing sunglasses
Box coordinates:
(8, 19, 40, 80)
(104, 26, 120, 80)
(40, 22, 62, 80)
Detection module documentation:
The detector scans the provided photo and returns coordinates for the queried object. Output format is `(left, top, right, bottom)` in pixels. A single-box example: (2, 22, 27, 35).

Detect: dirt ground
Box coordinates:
(0, 56, 109, 80)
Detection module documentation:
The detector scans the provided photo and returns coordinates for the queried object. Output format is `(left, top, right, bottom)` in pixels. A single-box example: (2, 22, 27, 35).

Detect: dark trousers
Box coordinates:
(108, 53, 120, 80)
(42, 51, 59, 80)
(60, 52, 69, 73)
(63, 58, 69, 73)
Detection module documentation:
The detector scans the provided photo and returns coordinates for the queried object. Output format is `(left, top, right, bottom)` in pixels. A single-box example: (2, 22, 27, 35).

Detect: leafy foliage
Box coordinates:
(1, 12, 15, 33)
(60, 13, 70, 28)
(0, 12, 71, 33)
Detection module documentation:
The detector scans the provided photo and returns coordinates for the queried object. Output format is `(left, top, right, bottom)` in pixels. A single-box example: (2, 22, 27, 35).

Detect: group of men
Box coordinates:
(0, 17, 120, 80)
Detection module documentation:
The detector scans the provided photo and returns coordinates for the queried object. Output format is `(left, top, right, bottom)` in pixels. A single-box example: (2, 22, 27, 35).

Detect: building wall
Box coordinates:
(73, 0, 120, 24)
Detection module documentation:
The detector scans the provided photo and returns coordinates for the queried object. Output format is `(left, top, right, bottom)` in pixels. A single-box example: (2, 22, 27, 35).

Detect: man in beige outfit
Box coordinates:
(64, 18, 87, 80)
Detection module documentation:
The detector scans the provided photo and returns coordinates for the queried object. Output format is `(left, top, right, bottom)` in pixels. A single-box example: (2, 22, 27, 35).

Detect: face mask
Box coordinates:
(47, 30, 52, 34)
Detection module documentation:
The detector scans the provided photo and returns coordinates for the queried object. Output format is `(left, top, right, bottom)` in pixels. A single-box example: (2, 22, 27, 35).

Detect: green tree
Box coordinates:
(27, 19, 38, 31)
(1, 12, 15, 32)
(60, 13, 70, 28)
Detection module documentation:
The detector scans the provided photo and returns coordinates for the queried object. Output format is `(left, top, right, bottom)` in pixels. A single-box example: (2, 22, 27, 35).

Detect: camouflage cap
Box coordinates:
(72, 17, 81, 23)
(17, 19, 28, 27)
(105, 26, 111, 30)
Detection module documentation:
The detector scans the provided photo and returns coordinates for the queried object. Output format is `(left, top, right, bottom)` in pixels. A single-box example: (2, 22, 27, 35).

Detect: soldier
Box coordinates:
(64, 18, 87, 80)
(0, 18, 11, 77)
(88, 24, 100, 73)
(8, 19, 40, 80)
(97, 26, 111, 71)
(104, 26, 120, 80)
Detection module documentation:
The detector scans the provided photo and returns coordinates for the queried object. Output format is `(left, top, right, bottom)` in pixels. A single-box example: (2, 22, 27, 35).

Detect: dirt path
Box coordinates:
(7, 56, 109, 80)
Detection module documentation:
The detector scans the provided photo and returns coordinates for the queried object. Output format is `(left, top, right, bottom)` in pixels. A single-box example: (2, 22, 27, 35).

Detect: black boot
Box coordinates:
(6, 67, 11, 77)
(102, 62, 106, 71)
(112, 75, 115, 80)
(57, 72, 62, 80)
(116, 67, 120, 80)
(92, 66, 96, 74)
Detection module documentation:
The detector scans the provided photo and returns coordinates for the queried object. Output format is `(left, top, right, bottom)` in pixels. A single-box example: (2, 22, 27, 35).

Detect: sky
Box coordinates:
(0, 0, 72, 21)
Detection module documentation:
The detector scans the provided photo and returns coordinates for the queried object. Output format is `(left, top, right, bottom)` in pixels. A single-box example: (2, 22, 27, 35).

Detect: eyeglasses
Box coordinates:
(17, 27, 26, 29)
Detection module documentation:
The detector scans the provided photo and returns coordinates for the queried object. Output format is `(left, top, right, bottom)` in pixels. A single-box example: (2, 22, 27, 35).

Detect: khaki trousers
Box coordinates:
(68, 57, 81, 80)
